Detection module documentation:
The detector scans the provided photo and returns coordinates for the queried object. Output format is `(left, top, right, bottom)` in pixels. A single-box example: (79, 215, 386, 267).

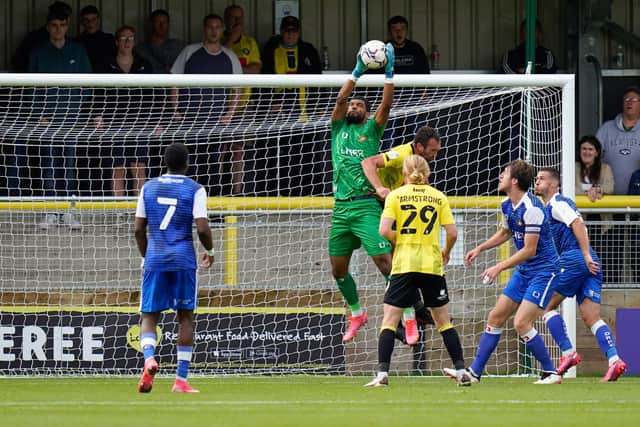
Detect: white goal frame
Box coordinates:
(0, 73, 576, 376)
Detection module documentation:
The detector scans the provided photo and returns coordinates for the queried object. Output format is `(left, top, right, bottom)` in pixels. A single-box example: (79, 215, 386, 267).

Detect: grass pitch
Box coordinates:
(1, 376, 638, 427)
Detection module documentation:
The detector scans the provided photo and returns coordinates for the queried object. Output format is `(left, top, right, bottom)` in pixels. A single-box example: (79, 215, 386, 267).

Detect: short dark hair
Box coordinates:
(350, 96, 370, 112)
(538, 167, 560, 184)
(47, 8, 71, 23)
(387, 15, 409, 31)
(414, 126, 440, 146)
(508, 159, 536, 191)
(49, 1, 72, 15)
(80, 5, 99, 17)
(150, 9, 170, 22)
(165, 143, 189, 173)
(203, 13, 223, 27)
(115, 25, 136, 38)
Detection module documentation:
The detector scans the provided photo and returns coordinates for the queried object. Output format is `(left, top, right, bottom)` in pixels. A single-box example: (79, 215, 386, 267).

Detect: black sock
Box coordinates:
(441, 327, 465, 370)
(378, 329, 395, 372)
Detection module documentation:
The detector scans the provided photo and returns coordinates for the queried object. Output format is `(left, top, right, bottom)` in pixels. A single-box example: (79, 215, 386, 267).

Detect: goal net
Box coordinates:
(0, 73, 574, 376)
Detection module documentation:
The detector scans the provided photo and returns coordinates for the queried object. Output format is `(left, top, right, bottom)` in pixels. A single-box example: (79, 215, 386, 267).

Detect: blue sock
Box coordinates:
(591, 319, 618, 360)
(140, 332, 157, 361)
(469, 325, 503, 377)
(522, 329, 555, 372)
(176, 345, 192, 381)
(544, 310, 573, 352)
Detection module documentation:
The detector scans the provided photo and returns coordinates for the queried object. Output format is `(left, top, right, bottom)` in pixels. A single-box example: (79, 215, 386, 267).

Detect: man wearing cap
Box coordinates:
(261, 16, 323, 195)
(262, 16, 322, 78)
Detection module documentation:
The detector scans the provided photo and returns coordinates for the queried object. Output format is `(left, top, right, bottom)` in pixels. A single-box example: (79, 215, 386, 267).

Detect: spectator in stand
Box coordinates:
(596, 86, 640, 284)
(95, 25, 154, 200)
(628, 169, 640, 195)
(378, 15, 430, 151)
(10, 1, 72, 72)
(222, 4, 262, 195)
(574, 135, 617, 284)
(171, 14, 242, 195)
(262, 15, 322, 119)
(261, 16, 323, 196)
(27, 7, 92, 229)
(386, 15, 430, 74)
(223, 5, 262, 75)
(575, 135, 614, 202)
(75, 5, 116, 71)
(135, 9, 185, 73)
(597, 86, 640, 195)
(501, 19, 557, 74)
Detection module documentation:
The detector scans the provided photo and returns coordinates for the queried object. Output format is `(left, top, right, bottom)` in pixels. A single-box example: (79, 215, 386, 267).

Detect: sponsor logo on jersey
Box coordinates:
(158, 176, 185, 184)
(358, 135, 367, 143)
(619, 148, 632, 155)
(340, 147, 364, 157)
(387, 150, 400, 159)
(242, 48, 250, 55)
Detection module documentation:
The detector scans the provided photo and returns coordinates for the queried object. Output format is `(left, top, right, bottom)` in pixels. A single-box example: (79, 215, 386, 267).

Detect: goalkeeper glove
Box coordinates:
(384, 43, 395, 79)
(351, 48, 368, 79)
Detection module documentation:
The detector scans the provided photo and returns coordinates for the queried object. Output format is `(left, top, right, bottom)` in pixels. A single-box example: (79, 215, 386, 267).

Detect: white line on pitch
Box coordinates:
(1, 399, 638, 407)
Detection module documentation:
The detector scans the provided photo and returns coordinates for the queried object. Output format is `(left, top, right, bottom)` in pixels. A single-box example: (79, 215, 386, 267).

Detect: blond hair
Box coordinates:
(403, 154, 431, 184)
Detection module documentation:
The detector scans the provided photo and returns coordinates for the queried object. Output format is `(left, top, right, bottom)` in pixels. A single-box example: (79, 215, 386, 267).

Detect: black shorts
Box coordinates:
(384, 272, 450, 309)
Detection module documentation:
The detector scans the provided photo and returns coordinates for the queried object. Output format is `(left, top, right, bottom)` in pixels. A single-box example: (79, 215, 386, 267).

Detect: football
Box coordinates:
(359, 40, 388, 70)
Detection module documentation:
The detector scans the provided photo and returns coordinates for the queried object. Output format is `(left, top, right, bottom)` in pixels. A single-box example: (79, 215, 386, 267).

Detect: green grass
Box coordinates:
(1, 376, 639, 427)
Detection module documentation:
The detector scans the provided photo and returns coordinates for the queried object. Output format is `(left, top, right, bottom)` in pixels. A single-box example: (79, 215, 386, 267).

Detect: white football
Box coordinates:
(360, 40, 388, 70)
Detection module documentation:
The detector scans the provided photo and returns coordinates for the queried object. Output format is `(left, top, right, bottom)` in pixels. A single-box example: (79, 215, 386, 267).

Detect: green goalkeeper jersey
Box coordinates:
(331, 117, 385, 200)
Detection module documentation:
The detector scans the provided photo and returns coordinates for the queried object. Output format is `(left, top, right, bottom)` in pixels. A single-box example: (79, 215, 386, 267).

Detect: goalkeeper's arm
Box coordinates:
(331, 46, 368, 122)
(374, 43, 395, 127)
(331, 78, 355, 122)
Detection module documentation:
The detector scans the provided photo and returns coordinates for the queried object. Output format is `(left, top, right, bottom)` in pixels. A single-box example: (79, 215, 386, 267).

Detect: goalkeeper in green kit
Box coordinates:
(329, 43, 396, 343)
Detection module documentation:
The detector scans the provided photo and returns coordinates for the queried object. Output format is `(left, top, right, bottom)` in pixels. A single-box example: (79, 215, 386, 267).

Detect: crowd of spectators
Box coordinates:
(2, 4, 639, 271)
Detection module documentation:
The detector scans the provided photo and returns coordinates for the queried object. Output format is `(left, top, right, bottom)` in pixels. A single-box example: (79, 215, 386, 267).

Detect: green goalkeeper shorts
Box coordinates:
(328, 198, 392, 257)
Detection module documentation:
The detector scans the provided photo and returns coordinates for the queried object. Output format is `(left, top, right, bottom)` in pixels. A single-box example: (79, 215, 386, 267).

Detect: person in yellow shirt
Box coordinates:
(361, 126, 441, 200)
(364, 154, 469, 387)
(222, 4, 262, 107)
(261, 16, 322, 121)
(361, 126, 442, 339)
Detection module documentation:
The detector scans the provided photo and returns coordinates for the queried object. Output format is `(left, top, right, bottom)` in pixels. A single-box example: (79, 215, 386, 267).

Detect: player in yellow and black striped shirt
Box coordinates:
(364, 155, 470, 387)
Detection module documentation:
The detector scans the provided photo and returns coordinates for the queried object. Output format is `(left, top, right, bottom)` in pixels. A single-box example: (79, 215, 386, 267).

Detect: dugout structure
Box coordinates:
(0, 73, 575, 376)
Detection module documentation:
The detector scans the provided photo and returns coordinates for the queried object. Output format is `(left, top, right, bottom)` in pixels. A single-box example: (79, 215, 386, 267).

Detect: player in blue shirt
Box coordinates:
(534, 167, 627, 382)
(134, 143, 215, 394)
(444, 160, 561, 384)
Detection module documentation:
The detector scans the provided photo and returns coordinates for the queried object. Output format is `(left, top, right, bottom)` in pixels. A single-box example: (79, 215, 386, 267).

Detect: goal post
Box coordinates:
(0, 73, 576, 376)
